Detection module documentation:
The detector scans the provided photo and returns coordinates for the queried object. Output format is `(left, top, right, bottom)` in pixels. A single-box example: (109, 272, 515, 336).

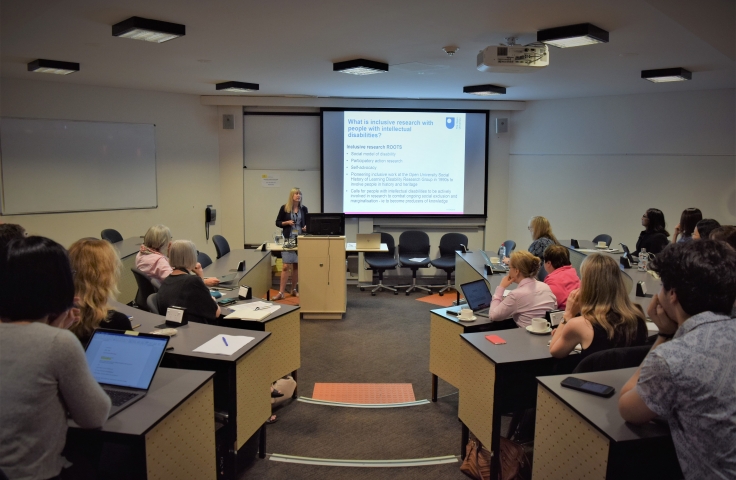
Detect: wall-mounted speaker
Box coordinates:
(495, 118, 508, 133)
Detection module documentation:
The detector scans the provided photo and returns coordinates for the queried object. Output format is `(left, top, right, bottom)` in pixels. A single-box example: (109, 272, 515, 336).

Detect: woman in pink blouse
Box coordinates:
(542, 245, 580, 310)
(491, 250, 557, 328)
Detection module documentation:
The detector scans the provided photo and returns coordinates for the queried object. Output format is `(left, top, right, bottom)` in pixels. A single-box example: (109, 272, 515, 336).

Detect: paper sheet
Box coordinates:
(408, 257, 428, 262)
(193, 334, 254, 355)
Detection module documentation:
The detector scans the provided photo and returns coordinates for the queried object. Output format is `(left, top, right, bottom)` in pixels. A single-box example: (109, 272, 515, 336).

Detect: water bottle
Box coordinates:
(499, 244, 506, 261)
(638, 248, 647, 271)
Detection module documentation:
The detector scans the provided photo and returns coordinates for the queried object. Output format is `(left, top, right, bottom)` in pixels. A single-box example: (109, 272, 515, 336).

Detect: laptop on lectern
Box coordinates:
(356, 233, 381, 250)
(84, 329, 169, 418)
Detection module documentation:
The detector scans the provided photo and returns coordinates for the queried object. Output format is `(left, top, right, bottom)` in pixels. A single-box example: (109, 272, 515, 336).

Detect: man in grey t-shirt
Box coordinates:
(619, 240, 736, 479)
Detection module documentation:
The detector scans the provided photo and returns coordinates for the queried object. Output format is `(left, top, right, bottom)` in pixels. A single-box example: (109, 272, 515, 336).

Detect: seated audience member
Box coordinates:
(634, 208, 669, 256)
(709, 225, 736, 250)
(491, 250, 557, 328)
(157, 240, 220, 324)
(672, 207, 702, 244)
(0, 236, 111, 480)
(542, 245, 580, 310)
(692, 218, 720, 240)
(68, 238, 132, 345)
(550, 254, 647, 359)
(136, 224, 218, 286)
(0, 223, 26, 251)
(619, 241, 736, 479)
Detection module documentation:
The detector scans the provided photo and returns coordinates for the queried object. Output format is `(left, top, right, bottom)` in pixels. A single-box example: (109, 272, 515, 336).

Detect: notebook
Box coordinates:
(459, 279, 493, 317)
(356, 233, 381, 250)
(84, 329, 169, 418)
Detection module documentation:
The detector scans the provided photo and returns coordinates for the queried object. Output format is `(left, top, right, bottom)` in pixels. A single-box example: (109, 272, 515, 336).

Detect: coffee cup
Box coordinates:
(531, 317, 550, 332)
(459, 308, 474, 320)
(490, 256, 500, 264)
(597, 241, 607, 248)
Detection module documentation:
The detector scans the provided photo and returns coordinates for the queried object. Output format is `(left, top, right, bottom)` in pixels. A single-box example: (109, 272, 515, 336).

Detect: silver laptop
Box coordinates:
(85, 329, 169, 418)
(356, 233, 381, 250)
(217, 272, 244, 284)
(459, 279, 493, 317)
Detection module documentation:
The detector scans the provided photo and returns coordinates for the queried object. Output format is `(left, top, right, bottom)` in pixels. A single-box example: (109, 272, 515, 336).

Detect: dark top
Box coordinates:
(275, 205, 308, 239)
(157, 273, 218, 325)
(580, 318, 648, 360)
(77, 310, 133, 346)
(634, 230, 668, 256)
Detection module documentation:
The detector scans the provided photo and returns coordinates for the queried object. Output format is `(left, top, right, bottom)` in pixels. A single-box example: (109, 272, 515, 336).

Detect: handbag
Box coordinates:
(460, 436, 530, 480)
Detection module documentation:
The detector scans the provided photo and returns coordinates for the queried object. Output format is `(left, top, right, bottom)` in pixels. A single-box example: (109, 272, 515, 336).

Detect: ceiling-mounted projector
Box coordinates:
(477, 44, 549, 73)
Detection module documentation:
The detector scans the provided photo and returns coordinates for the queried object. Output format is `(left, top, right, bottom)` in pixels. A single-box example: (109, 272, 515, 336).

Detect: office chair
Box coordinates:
(197, 250, 213, 269)
(212, 235, 230, 259)
(573, 345, 652, 374)
(147, 293, 160, 315)
(592, 234, 613, 247)
(361, 232, 398, 296)
(397, 230, 432, 295)
(498, 240, 516, 256)
(431, 233, 468, 296)
(101, 228, 123, 243)
(537, 265, 548, 282)
(131, 268, 158, 311)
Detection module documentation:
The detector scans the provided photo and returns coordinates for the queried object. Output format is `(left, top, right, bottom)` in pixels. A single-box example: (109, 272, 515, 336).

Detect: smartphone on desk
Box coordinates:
(560, 377, 615, 397)
(217, 298, 237, 306)
(485, 335, 506, 345)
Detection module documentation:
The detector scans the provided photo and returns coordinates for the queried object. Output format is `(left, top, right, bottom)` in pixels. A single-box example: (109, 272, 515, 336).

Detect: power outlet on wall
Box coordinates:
(223, 114, 234, 130)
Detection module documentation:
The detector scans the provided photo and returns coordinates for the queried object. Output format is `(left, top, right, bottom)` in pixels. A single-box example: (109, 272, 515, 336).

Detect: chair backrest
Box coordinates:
(197, 250, 213, 269)
(498, 240, 516, 256)
(100, 228, 123, 243)
(398, 230, 430, 255)
(439, 233, 468, 257)
(212, 235, 230, 259)
(377, 232, 396, 256)
(573, 344, 652, 374)
(537, 266, 548, 281)
(131, 268, 157, 311)
(147, 293, 159, 315)
(592, 234, 613, 246)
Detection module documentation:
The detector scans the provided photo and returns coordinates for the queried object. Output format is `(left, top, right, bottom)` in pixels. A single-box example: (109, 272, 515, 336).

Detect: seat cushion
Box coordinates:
(431, 256, 455, 270)
(366, 255, 398, 270)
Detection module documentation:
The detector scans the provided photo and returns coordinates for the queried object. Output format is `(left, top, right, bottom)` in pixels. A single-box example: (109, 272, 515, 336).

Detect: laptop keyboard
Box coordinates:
(105, 389, 138, 406)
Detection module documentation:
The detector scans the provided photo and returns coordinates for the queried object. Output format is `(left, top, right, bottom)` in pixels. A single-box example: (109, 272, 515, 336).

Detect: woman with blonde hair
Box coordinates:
(490, 250, 557, 328)
(527, 216, 559, 261)
(274, 187, 309, 300)
(69, 238, 132, 345)
(549, 253, 647, 359)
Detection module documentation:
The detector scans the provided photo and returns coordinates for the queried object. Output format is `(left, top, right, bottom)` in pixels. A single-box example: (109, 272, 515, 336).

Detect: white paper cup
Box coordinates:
(531, 317, 550, 332)
(459, 308, 474, 320)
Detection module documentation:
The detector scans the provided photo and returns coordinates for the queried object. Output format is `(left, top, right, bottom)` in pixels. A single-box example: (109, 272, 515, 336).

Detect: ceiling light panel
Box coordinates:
(641, 68, 692, 83)
(333, 59, 389, 75)
(27, 59, 79, 75)
(112, 17, 185, 43)
(537, 23, 609, 48)
(463, 84, 506, 96)
(216, 81, 259, 92)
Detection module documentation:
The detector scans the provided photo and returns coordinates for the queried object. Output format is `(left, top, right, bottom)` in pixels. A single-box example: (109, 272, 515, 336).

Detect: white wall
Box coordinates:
(508, 89, 736, 249)
(0, 78, 222, 258)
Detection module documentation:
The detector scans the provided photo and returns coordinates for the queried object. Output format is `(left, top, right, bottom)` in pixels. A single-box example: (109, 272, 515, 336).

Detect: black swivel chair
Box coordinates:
(498, 240, 516, 256)
(361, 232, 399, 296)
(397, 230, 432, 295)
(131, 268, 158, 311)
(101, 229, 123, 243)
(147, 293, 160, 315)
(431, 233, 468, 296)
(592, 234, 613, 247)
(212, 235, 230, 259)
(197, 251, 213, 269)
(573, 345, 652, 374)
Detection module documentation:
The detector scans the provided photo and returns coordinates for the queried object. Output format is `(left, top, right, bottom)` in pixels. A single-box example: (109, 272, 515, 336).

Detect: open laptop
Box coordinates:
(459, 279, 493, 317)
(217, 272, 246, 285)
(84, 329, 170, 418)
(356, 233, 381, 250)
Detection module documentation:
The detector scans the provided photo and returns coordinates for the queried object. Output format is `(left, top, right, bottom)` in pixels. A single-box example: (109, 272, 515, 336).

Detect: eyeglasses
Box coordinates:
(527, 226, 533, 231)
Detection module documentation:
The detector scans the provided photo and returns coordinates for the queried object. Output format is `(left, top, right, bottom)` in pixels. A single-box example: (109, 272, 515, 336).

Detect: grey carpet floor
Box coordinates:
(240, 286, 470, 479)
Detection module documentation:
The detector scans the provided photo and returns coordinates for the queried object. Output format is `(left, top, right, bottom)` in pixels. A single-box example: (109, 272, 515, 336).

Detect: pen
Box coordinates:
(222, 336, 229, 347)
(132, 324, 141, 329)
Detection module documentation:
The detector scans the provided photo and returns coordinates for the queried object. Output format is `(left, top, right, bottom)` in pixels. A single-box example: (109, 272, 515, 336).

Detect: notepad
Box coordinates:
(223, 302, 281, 320)
(193, 334, 254, 355)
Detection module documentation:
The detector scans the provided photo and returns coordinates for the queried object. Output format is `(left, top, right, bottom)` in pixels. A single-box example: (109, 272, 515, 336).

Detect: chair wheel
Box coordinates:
(405, 292, 410, 296)
(439, 292, 444, 296)
(360, 287, 364, 291)
(371, 292, 376, 296)
(394, 291, 398, 295)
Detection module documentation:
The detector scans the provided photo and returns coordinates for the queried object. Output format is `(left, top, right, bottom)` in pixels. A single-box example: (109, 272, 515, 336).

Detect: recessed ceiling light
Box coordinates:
(27, 59, 79, 75)
(641, 68, 692, 83)
(463, 84, 506, 96)
(333, 59, 389, 75)
(112, 17, 185, 43)
(216, 81, 259, 92)
(537, 23, 609, 48)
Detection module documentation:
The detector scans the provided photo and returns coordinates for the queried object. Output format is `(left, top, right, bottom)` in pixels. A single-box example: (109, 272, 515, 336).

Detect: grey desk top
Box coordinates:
(431, 307, 493, 328)
(69, 368, 214, 436)
(537, 368, 672, 443)
(113, 237, 143, 259)
(456, 251, 512, 291)
(111, 301, 270, 362)
(202, 248, 271, 279)
(461, 328, 553, 365)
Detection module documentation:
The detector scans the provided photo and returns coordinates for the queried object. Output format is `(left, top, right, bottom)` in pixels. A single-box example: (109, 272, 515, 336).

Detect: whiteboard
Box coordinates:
(244, 169, 321, 244)
(0, 117, 157, 214)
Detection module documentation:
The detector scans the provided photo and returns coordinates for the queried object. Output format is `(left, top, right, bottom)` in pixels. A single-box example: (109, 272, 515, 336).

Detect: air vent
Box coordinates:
(497, 47, 508, 56)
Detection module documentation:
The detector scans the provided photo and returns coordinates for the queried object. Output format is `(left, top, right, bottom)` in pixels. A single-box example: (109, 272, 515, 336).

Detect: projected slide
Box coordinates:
(343, 111, 466, 214)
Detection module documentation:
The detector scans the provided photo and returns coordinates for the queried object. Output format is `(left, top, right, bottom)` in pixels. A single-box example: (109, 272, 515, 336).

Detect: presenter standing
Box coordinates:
(274, 188, 308, 300)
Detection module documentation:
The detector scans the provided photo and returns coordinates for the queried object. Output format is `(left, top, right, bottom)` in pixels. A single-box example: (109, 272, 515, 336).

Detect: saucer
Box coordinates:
(458, 316, 477, 322)
(526, 325, 552, 335)
(595, 245, 608, 249)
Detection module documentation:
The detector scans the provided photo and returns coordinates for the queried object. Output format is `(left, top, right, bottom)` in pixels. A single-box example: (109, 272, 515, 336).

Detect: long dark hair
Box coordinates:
(645, 208, 669, 237)
(0, 236, 75, 321)
(679, 208, 702, 237)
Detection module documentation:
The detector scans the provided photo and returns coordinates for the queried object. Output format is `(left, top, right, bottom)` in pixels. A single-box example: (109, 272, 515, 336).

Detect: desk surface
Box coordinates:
(432, 306, 493, 328)
(202, 248, 270, 279)
(219, 297, 300, 325)
(69, 368, 213, 436)
(537, 368, 672, 443)
(112, 301, 270, 362)
(346, 242, 389, 252)
(113, 237, 143, 259)
(461, 328, 552, 365)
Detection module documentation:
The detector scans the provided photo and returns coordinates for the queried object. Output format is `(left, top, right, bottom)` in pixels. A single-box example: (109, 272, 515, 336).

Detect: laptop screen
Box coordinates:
(85, 330, 168, 390)
(461, 279, 492, 310)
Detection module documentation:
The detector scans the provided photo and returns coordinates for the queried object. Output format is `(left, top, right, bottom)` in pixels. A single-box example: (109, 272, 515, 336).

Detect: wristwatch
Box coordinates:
(560, 318, 568, 325)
